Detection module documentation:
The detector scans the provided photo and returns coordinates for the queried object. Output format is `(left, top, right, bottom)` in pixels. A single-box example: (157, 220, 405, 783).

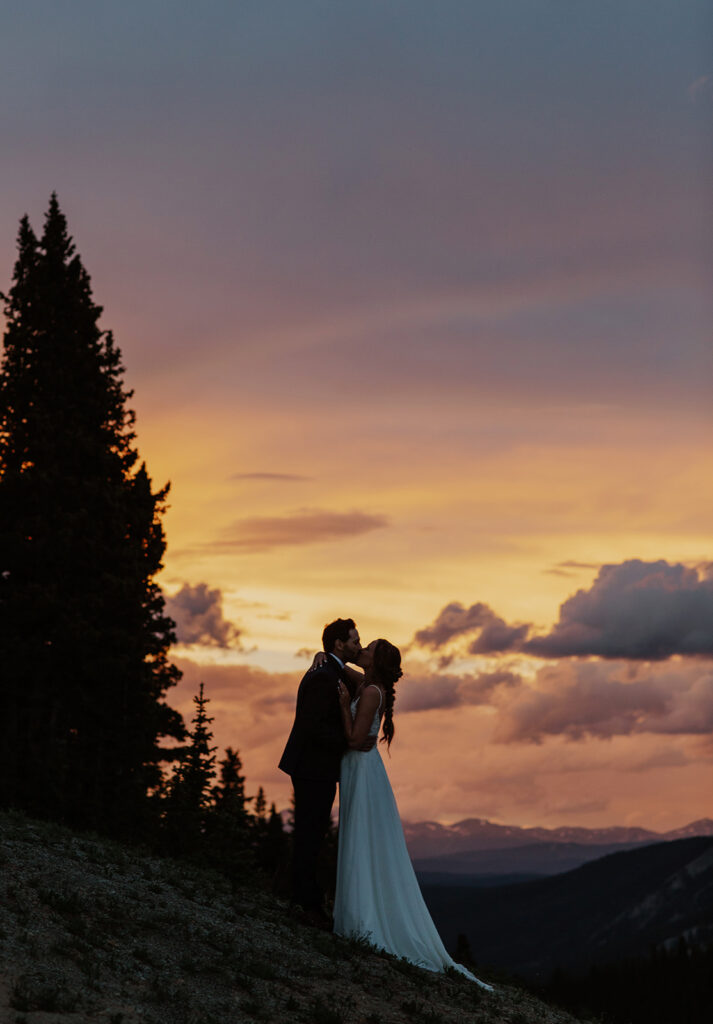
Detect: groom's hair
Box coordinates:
(322, 618, 356, 653)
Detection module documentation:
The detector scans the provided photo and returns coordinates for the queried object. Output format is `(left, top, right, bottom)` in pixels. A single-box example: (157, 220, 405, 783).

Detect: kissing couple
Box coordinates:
(279, 617, 492, 987)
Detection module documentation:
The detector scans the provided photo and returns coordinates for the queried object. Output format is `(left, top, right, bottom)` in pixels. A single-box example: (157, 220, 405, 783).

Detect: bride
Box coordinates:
(332, 638, 492, 989)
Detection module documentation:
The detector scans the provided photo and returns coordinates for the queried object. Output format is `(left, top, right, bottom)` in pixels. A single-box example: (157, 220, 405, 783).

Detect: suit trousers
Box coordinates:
(291, 775, 337, 910)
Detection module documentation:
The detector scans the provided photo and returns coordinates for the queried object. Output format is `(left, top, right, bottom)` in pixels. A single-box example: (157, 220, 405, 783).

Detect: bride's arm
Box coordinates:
(309, 652, 364, 689)
(338, 683, 381, 750)
(341, 662, 364, 687)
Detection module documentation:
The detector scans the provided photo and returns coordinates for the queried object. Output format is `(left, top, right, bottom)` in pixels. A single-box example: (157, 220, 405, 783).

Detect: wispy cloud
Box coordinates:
(231, 472, 312, 482)
(688, 74, 712, 102)
(210, 508, 389, 552)
(544, 560, 601, 577)
(558, 561, 601, 570)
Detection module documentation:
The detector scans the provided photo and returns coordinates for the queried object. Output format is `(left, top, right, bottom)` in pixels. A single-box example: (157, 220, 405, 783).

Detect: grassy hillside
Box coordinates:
(0, 812, 591, 1024)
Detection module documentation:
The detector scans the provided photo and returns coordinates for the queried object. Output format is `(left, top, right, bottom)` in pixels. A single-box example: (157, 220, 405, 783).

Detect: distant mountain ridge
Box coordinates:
(403, 816, 713, 860)
(414, 841, 652, 881)
(419, 835, 713, 981)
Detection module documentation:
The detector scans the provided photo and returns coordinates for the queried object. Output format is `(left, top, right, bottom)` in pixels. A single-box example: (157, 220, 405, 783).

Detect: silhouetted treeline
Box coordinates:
(159, 684, 289, 884)
(541, 938, 713, 1024)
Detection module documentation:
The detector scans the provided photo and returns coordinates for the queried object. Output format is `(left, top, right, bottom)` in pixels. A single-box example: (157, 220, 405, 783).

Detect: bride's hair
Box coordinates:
(373, 639, 402, 748)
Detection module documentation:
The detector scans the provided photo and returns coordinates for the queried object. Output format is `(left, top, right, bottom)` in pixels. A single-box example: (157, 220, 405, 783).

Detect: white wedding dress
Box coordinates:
(334, 690, 492, 989)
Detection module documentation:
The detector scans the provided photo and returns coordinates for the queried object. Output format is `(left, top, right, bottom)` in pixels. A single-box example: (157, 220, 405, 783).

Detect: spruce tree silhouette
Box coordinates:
(163, 683, 216, 858)
(262, 801, 288, 881)
(212, 746, 250, 834)
(253, 785, 267, 821)
(251, 784, 269, 855)
(0, 195, 185, 835)
(207, 747, 255, 878)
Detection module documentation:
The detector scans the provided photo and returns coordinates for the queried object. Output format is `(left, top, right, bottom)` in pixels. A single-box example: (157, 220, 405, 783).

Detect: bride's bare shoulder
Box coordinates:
(356, 684, 381, 706)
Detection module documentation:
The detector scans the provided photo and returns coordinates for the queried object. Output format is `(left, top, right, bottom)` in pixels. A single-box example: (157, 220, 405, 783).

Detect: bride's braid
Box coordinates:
(373, 639, 403, 748)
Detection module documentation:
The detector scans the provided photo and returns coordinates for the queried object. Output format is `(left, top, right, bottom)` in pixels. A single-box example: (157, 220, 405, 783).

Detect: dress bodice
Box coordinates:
(350, 686, 382, 738)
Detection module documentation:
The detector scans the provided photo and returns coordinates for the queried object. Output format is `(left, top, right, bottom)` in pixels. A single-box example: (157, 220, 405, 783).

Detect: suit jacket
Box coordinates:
(278, 655, 354, 783)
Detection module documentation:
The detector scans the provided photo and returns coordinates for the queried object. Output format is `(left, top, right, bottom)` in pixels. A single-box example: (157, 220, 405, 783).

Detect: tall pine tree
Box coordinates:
(0, 195, 185, 834)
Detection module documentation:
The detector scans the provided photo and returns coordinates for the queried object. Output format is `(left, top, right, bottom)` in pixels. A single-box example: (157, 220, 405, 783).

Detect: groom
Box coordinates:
(279, 617, 362, 928)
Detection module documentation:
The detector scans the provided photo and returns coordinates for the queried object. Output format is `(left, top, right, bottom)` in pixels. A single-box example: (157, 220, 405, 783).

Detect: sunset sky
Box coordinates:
(2, 1, 712, 830)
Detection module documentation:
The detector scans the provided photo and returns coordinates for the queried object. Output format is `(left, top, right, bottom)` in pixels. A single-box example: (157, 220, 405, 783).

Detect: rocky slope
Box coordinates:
(0, 812, 591, 1024)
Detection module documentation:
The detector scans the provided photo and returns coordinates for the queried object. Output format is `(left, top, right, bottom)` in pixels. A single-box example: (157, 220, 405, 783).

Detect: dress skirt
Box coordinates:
(334, 745, 491, 989)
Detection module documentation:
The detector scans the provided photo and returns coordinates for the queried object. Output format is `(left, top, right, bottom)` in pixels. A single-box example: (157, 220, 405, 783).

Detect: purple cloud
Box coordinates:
(212, 508, 389, 552)
(398, 668, 522, 713)
(495, 658, 713, 743)
(165, 583, 243, 649)
(414, 561, 713, 662)
(413, 602, 530, 655)
(524, 560, 713, 660)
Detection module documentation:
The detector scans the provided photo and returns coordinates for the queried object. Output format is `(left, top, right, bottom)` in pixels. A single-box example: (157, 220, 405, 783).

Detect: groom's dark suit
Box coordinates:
(279, 654, 355, 912)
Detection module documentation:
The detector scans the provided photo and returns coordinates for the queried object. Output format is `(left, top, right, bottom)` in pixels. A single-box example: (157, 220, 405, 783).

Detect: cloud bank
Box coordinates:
(413, 560, 713, 661)
(526, 560, 713, 659)
(398, 668, 521, 712)
(494, 659, 713, 744)
(398, 657, 713, 746)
